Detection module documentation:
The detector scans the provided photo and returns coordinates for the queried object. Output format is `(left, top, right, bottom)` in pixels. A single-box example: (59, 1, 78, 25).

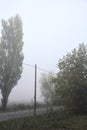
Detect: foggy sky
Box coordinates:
(0, 0, 87, 103)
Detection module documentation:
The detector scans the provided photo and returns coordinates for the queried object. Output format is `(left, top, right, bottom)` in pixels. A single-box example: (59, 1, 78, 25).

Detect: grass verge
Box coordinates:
(0, 111, 87, 130)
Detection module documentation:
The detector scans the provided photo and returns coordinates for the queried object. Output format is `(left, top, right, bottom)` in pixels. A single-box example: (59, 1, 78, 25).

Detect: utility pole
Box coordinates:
(34, 64, 37, 116)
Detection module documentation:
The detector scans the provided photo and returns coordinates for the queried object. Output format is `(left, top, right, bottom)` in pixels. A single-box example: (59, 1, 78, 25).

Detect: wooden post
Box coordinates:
(34, 64, 37, 116)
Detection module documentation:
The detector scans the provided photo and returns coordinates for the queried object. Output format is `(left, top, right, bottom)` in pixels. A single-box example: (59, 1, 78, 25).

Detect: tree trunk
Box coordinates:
(1, 97, 8, 111)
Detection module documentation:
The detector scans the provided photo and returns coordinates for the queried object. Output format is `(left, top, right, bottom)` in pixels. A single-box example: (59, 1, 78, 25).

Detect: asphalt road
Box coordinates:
(0, 107, 58, 122)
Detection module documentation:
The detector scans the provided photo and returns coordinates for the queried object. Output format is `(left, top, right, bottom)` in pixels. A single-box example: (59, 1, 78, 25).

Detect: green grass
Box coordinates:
(0, 111, 87, 130)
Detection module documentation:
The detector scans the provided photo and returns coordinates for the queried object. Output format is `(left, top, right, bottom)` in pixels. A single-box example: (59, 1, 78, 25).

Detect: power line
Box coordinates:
(23, 62, 56, 115)
(37, 67, 50, 73)
(23, 63, 35, 68)
(23, 62, 51, 73)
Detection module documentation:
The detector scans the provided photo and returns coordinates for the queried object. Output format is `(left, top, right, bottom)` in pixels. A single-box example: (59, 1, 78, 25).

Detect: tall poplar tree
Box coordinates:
(0, 15, 24, 110)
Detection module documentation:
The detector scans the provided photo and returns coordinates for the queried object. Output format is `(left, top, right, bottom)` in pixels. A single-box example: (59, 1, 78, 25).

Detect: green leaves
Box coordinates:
(40, 72, 56, 105)
(56, 43, 87, 113)
(0, 14, 24, 110)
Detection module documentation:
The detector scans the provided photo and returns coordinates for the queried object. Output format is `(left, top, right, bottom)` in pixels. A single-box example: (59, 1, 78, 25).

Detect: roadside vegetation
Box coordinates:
(0, 110, 87, 130)
(40, 43, 87, 114)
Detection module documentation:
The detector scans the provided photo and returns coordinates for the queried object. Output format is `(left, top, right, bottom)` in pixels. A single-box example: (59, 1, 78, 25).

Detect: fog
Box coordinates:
(0, 0, 87, 103)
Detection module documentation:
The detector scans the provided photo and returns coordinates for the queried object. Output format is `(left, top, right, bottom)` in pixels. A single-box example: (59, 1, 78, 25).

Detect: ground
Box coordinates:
(0, 111, 87, 130)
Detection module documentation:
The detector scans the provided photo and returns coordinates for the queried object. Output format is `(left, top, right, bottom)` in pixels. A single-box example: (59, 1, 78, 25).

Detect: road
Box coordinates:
(0, 107, 58, 122)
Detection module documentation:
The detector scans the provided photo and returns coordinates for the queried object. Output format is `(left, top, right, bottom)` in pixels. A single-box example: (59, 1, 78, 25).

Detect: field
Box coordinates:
(0, 110, 87, 130)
